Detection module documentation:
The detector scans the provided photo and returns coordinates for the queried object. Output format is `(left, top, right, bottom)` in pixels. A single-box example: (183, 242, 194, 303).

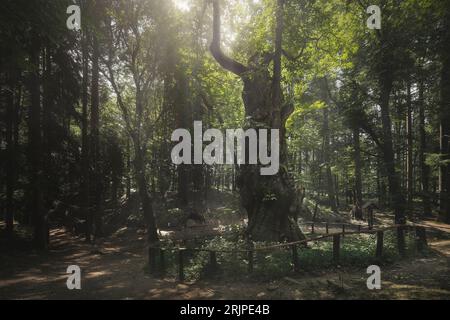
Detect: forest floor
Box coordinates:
(0, 218, 449, 300)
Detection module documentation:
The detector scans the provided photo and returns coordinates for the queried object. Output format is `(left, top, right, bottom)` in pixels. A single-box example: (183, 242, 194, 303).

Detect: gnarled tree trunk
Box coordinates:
(210, 0, 304, 242)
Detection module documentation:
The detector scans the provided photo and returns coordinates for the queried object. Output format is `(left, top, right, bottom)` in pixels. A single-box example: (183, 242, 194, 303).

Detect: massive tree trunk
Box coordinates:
(439, 2, 450, 223)
(28, 35, 48, 250)
(210, 0, 304, 241)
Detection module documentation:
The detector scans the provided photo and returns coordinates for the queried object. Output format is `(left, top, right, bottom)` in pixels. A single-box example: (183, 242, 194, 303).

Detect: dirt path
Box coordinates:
(1, 223, 449, 300)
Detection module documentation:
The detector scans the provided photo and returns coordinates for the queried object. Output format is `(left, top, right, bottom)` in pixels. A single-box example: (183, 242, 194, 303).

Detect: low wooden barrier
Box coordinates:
(148, 224, 429, 281)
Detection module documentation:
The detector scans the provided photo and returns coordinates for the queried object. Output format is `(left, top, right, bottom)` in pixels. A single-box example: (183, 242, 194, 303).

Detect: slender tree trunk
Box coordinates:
(13, 85, 22, 224)
(377, 45, 407, 255)
(91, 31, 103, 238)
(174, 71, 189, 206)
(43, 45, 54, 216)
(81, 29, 92, 242)
(354, 127, 363, 207)
(192, 96, 205, 213)
(406, 79, 413, 207)
(439, 2, 450, 223)
(133, 144, 159, 243)
(126, 139, 131, 199)
(418, 79, 431, 217)
(28, 35, 47, 250)
(378, 47, 406, 225)
(323, 105, 338, 212)
(5, 68, 16, 235)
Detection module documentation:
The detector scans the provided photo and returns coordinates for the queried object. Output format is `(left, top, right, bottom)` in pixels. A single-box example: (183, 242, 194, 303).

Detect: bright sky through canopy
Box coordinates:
(174, 0, 191, 12)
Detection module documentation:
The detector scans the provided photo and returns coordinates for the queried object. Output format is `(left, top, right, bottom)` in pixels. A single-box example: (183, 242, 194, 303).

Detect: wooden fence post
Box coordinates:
(291, 245, 300, 272)
(415, 227, 428, 252)
(311, 223, 315, 234)
(178, 249, 185, 282)
(333, 235, 340, 263)
(368, 211, 374, 230)
(160, 248, 166, 275)
(248, 249, 254, 273)
(148, 247, 157, 274)
(210, 251, 218, 272)
(397, 226, 406, 257)
(342, 224, 346, 237)
(376, 231, 384, 259)
(326, 222, 329, 234)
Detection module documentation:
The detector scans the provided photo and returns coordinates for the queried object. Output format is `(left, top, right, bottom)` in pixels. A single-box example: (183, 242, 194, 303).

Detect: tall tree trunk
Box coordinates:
(406, 79, 413, 207)
(43, 45, 54, 215)
(418, 79, 431, 217)
(377, 35, 406, 254)
(91, 31, 103, 238)
(13, 85, 22, 224)
(439, 2, 450, 223)
(210, 0, 304, 241)
(126, 139, 131, 199)
(378, 40, 406, 225)
(174, 71, 189, 206)
(81, 29, 92, 242)
(323, 104, 338, 212)
(377, 158, 387, 208)
(353, 127, 363, 207)
(133, 144, 159, 243)
(5, 67, 16, 235)
(28, 35, 47, 250)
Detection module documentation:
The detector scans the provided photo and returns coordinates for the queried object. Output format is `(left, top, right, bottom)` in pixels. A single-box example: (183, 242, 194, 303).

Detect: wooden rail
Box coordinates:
(148, 224, 429, 281)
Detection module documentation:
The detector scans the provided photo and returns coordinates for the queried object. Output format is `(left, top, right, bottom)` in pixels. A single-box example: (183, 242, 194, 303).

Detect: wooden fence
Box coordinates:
(148, 224, 429, 282)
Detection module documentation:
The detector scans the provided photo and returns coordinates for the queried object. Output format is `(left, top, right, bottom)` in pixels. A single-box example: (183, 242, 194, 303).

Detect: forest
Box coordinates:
(0, 0, 450, 300)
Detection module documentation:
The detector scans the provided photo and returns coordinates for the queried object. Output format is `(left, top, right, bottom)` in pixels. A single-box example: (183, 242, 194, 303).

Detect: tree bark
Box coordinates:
(378, 36, 406, 225)
(42, 44, 58, 225)
(134, 144, 159, 243)
(28, 35, 48, 250)
(81, 28, 92, 242)
(174, 71, 189, 206)
(439, 2, 450, 223)
(210, 0, 304, 241)
(5, 66, 17, 235)
(406, 79, 413, 207)
(353, 127, 363, 207)
(418, 79, 431, 217)
(126, 139, 132, 199)
(91, 30, 103, 238)
(323, 104, 338, 212)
